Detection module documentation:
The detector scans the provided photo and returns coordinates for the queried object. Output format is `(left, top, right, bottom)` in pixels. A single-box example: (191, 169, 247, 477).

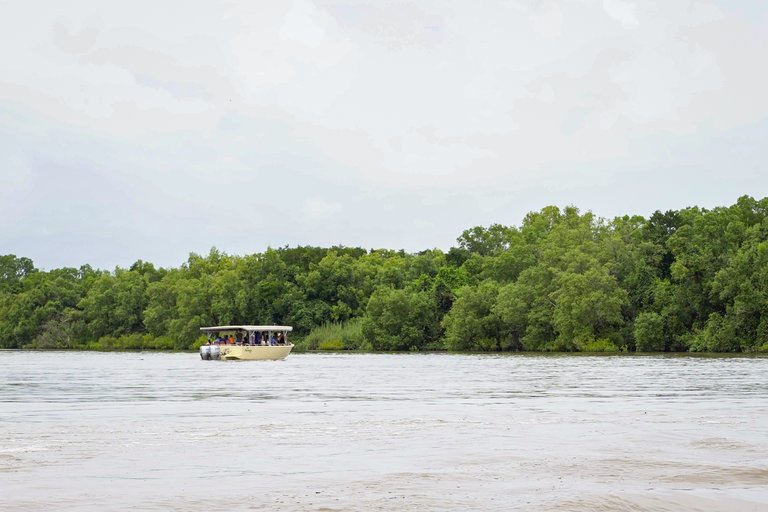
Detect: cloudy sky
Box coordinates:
(1, 0, 767, 270)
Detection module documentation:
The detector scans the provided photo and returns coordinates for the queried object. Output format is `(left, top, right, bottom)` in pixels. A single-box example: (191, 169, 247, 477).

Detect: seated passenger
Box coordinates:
(269, 334, 277, 345)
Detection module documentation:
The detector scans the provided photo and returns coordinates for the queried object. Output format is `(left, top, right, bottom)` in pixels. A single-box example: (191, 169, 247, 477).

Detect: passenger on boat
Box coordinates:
(249, 332, 256, 345)
(276, 333, 284, 345)
(269, 334, 277, 345)
(228, 335, 235, 345)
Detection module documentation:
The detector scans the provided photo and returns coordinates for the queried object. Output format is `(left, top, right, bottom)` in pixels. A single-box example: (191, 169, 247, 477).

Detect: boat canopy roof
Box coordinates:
(200, 325, 293, 333)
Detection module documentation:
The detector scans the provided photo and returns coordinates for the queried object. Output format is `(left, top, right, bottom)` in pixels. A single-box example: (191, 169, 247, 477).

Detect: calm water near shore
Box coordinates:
(1, 351, 767, 511)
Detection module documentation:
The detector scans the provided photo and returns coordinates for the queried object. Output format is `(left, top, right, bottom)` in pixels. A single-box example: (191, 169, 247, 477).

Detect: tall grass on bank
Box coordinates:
(23, 332, 200, 351)
(296, 318, 368, 351)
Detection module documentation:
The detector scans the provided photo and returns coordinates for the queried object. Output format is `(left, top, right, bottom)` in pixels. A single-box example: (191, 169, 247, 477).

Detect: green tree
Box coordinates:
(442, 281, 507, 351)
(707, 215, 768, 351)
(633, 311, 665, 352)
(549, 266, 627, 350)
(0, 255, 36, 294)
(0, 267, 88, 348)
(300, 252, 365, 322)
(362, 286, 439, 350)
(79, 269, 148, 339)
(457, 224, 517, 256)
(494, 266, 555, 350)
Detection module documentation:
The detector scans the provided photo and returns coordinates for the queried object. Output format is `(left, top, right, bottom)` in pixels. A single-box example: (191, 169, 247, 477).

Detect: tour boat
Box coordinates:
(199, 325, 293, 361)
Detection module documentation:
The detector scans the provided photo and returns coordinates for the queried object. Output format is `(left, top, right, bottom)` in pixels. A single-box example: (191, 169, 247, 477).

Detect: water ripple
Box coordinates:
(1, 351, 767, 511)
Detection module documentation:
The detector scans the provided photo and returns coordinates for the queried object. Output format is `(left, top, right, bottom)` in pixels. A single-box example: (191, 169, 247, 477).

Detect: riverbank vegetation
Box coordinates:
(2, 196, 767, 352)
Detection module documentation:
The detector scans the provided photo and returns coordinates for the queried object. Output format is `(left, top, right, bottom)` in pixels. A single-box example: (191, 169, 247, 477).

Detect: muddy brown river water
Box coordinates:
(1, 351, 766, 511)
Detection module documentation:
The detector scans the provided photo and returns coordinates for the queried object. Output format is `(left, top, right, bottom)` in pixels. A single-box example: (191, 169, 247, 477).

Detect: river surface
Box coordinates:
(1, 351, 767, 511)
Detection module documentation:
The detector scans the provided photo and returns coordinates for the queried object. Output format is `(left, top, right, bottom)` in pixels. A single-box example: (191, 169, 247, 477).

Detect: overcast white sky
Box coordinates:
(1, 0, 767, 270)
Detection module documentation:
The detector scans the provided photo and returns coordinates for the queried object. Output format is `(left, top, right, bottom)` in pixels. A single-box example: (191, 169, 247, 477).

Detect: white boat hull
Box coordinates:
(213, 344, 293, 361)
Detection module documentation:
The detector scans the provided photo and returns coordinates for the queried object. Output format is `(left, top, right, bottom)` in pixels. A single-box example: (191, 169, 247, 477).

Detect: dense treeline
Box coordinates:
(2, 196, 767, 352)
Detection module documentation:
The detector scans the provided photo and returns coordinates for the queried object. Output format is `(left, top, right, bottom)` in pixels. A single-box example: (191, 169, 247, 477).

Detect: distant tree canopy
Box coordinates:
(2, 196, 768, 352)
